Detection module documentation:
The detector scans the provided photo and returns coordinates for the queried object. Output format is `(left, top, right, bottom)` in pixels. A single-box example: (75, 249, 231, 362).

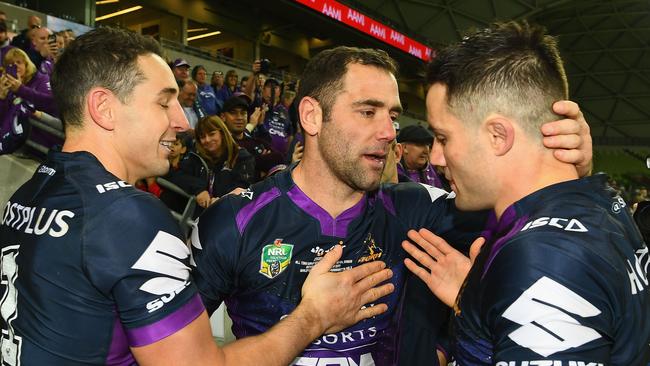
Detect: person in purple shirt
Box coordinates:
(0, 47, 59, 154)
(396, 124, 445, 188)
(192, 65, 218, 116)
(214, 69, 240, 112)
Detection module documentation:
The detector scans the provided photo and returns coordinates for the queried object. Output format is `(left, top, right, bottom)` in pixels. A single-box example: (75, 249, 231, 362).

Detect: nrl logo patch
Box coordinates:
(260, 239, 294, 279)
(357, 233, 383, 263)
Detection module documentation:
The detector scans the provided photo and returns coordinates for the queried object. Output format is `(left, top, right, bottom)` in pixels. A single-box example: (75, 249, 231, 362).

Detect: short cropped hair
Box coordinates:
(426, 21, 568, 140)
(51, 27, 162, 128)
(297, 46, 398, 122)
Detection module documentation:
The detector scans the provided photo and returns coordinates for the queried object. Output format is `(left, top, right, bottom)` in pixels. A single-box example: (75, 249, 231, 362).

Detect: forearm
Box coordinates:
(221, 301, 322, 365)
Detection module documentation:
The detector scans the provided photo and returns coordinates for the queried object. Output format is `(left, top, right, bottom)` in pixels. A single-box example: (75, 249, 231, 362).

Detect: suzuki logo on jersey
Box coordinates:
(131, 231, 192, 313)
(259, 239, 294, 279)
(95, 180, 131, 194)
(520, 217, 588, 232)
(627, 246, 649, 295)
(495, 362, 604, 366)
(357, 233, 383, 263)
(502, 276, 602, 357)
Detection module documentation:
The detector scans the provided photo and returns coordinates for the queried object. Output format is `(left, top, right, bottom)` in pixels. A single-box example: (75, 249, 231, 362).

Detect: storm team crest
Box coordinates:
(259, 239, 294, 279)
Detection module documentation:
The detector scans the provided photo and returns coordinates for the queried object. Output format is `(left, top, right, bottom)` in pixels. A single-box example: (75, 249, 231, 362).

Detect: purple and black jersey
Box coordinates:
(191, 165, 483, 366)
(452, 175, 650, 366)
(0, 150, 204, 365)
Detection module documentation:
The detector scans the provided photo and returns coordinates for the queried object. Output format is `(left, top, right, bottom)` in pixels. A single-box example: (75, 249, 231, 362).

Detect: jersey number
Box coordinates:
(1, 245, 22, 366)
(502, 276, 602, 357)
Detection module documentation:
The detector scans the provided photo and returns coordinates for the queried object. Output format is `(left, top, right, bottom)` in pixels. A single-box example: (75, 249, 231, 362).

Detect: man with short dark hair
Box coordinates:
(220, 96, 284, 180)
(0, 27, 395, 365)
(10, 14, 40, 52)
(396, 125, 445, 188)
(191, 45, 594, 365)
(403, 21, 650, 365)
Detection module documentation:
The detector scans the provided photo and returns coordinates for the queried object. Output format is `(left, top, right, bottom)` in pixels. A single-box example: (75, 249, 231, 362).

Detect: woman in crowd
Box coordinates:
(168, 115, 255, 213)
(0, 47, 58, 154)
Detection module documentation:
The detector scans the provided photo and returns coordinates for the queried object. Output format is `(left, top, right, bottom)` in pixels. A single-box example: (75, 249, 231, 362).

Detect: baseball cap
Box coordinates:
(172, 58, 190, 68)
(222, 96, 249, 113)
(264, 78, 280, 88)
(397, 125, 434, 144)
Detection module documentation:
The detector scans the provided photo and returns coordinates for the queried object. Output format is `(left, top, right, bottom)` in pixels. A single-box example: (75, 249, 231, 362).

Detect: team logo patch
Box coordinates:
(357, 233, 383, 263)
(260, 239, 294, 279)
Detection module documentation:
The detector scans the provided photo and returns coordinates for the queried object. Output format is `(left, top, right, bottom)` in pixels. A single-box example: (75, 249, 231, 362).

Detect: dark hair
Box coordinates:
(0, 20, 6, 33)
(426, 20, 568, 138)
(191, 65, 206, 80)
(51, 27, 162, 128)
(195, 116, 239, 168)
(297, 46, 398, 122)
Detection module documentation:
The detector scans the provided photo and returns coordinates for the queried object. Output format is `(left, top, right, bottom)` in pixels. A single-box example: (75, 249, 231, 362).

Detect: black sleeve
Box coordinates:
(190, 196, 242, 314)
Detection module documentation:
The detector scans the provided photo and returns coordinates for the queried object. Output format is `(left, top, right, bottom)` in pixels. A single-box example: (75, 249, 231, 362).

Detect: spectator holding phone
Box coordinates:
(0, 47, 58, 154)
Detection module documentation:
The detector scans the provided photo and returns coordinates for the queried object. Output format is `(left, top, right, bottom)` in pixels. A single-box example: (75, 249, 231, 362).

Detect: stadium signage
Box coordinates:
(295, 0, 433, 61)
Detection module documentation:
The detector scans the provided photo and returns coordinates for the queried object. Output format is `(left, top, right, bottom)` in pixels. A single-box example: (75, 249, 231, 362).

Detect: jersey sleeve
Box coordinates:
(482, 232, 618, 364)
(391, 182, 488, 254)
(189, 195, 241, 314)
(83, 193, 203, 347)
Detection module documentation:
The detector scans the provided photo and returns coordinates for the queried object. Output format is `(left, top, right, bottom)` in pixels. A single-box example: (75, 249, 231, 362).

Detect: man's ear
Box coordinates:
(485, 115, 514, 156)
(87, 87, 117, 131)
(394, 142, 404, 161)
(298, 96, 322, 137)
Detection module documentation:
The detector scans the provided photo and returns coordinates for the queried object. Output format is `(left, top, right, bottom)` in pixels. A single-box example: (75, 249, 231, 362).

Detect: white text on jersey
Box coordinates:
(520, 217, 588, 232)
(1, 201, 74, 238)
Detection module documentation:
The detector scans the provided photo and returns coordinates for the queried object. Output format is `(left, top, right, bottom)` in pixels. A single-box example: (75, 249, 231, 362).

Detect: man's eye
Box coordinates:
(160, 103, 169, 109)
(360, 110, 375, 118)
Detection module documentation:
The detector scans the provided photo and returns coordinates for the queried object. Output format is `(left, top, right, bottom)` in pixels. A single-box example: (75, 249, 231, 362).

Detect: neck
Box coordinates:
(63, 129, 135, 183)
(292, 157, 364, 219)
(494, 151, 579, 220)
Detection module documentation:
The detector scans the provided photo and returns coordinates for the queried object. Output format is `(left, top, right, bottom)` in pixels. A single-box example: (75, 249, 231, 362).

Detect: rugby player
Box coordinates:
(403, 20, 650, 365)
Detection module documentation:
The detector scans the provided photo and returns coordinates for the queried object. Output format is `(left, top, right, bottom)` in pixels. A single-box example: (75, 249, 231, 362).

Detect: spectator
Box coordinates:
(210, 70, 223, 90)
(240, 75, 249, 90)
(32, 27, 57, 75)
(0, 20, 12, 61)
(159, 132, 194, 214)
(220, 96, 284, 180)
(62, 29, 75, 47)
(192, 65, 218, 116)
(177, 78, 203, 129)
(214, 69, 239, 108)
(169, 115, 255, 212)
(170, 58, 190, 80)
(10, 15, 41, 52)
(0, 10, 6, 22)
(0, 47, 58, 154)
(255, 78, 294, 157)
(396, 125, 446, 188)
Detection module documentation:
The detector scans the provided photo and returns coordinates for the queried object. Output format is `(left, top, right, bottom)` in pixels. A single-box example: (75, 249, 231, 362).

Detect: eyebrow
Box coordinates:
(352, 99, 403, 114)
(157, 87, 178, 97)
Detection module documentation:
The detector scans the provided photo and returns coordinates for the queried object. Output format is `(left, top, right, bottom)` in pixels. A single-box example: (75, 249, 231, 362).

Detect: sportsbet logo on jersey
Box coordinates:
(260, 239, 294, 279)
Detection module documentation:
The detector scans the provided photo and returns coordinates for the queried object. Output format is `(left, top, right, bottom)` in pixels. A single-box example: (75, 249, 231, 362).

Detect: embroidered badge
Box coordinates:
(260, 239, 294, 279)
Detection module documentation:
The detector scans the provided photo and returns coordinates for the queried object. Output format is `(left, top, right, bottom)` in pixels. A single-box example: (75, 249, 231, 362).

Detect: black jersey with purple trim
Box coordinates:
(191, 166, 483, 366)
(451, 175, 650, 366)
(0, 150, 204, 365)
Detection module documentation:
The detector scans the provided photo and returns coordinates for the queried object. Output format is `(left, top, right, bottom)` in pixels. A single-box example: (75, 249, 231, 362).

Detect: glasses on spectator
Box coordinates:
(31, 25, 41, 29)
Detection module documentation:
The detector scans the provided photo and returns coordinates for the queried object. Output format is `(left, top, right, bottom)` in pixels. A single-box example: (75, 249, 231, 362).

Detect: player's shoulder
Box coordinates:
(199, 174, 283, 236)
(380, 181, 451, 210)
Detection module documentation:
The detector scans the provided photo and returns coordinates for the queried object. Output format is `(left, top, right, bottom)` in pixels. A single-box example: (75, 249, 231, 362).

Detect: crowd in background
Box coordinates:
(1, 11, 648, 219)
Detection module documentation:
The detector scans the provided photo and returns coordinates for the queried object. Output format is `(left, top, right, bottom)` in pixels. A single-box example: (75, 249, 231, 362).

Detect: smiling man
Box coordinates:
(402, 21, 650, 365)
(0, 27, 396, 366)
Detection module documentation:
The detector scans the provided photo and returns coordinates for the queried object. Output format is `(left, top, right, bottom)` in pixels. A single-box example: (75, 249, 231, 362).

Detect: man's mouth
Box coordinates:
(160, 140, 173, 151)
